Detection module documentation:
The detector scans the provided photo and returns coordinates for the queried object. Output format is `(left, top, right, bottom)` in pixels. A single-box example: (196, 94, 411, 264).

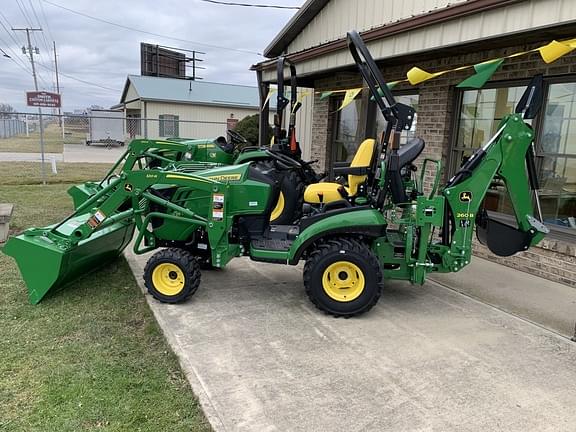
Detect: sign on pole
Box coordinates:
(26, 91, 61, 108)
(226, 117, 238, 130)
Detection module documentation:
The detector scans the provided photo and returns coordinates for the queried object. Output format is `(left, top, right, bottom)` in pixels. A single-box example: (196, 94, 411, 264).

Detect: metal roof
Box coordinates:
(120, 75, 261, 108)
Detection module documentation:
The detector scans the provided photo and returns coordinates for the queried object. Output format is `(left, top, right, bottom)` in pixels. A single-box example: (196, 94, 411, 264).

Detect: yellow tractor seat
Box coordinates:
(304, 138, 376, 204)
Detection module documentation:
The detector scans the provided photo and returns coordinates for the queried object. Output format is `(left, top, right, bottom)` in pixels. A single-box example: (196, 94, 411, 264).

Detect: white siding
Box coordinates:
(145, 102, 258, 139)
(279, 89, 314, 160)
(287, 0, 467, 54)
(124, 83, 140, 109)
(274, 0, 576, 78)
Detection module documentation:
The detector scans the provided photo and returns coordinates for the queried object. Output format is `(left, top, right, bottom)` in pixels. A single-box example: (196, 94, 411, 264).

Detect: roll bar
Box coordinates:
(274, 56, 298, 143)
(346, 30, 415, 133)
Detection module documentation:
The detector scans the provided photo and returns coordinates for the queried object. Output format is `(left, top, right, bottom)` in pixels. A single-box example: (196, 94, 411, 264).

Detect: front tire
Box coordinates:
(303, 238, 382, 317)
(144, 248, 201, 303)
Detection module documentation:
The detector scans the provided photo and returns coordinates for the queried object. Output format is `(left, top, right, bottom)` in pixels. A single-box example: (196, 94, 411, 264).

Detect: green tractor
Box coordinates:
(69, 57, 322, 225)
(3, 31, 548, 317)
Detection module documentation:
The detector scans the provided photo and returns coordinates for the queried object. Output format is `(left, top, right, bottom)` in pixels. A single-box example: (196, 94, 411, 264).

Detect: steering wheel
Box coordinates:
(227, 129, 248, 145)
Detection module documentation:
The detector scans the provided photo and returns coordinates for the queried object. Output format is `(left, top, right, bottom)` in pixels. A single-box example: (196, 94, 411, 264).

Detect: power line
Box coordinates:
(41, 0, 265, 56)
(0, 18, 33, 73)
(0, 35, 32, 74)
(0, 11, 22, 47)
(26, 0, 53, 84)
(14, 0, 49, 84)
(35, 61, 121, 92)
(197, 0, 300, 9)
(28, 0, 52, 54)
(15, 0, 34, 28)
(37, 0, 54, 42)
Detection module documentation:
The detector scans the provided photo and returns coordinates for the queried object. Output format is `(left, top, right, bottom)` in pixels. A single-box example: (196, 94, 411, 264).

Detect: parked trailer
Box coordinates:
(86, 109, 125, 147)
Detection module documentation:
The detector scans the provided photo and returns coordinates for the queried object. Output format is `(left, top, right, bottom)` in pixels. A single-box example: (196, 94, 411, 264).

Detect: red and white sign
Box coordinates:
(26, 91, 61, 108)
(226, 117, 238, 130)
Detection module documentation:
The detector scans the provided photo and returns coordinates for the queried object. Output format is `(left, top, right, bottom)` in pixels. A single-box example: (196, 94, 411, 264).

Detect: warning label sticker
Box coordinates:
(213, 194, 224, 203)
(212, 210, 224, 221)
(94, 210, 106, 223)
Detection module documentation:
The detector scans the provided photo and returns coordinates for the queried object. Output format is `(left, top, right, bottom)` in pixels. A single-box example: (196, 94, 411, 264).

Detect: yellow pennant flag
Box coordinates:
(337, 88, 362, 111)
(263, 88, 277, 107)
(407, 67, 447, 85)
(538, 40, 575, 63)
(295, 90, 311, 107)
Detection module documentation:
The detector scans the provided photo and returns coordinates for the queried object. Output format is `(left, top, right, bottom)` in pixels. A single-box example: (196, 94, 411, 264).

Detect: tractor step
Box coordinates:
(268, 224, 300, 240)
(251, 238, 293, 251)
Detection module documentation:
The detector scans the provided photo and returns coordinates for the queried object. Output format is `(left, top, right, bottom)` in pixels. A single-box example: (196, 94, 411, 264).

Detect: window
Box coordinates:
(333, 98, 363, 164)
(451, 80, 576, 236)
(375, 93, 419, 146)
(538, 82, 576, 230)
(159, 114, 179, 137)
(331, 92, 419, 166)
(451, 86, 527, 215)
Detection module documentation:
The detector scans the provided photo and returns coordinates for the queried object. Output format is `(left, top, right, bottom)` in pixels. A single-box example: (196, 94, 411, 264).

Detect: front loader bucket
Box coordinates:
(3, 216, 135, 304)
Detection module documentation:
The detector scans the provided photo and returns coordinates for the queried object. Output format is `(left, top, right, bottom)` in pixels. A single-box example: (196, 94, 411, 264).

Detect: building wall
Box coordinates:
(144, 102, 258, 139)
(124, 84, 140, 110)
(287, 0, 466, 54)
(309, 40, 576, 287)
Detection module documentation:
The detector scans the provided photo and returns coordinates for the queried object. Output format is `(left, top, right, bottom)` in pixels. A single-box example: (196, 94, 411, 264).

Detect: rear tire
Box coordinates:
(144, 248, 201, 303)
(254, 160, 305, 224)
(303, 238, 382, 317)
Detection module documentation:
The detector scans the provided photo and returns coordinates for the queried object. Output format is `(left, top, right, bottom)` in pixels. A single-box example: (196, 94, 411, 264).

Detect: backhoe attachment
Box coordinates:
(442, 75, 549, 259)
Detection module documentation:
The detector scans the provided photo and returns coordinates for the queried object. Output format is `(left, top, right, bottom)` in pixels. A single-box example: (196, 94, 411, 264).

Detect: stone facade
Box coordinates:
(308, 40, 576, 287)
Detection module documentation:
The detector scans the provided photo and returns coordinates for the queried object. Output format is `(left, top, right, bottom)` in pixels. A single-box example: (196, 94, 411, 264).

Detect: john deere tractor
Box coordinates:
(4, 31, 549, 317)
(69, 57, 322, 225)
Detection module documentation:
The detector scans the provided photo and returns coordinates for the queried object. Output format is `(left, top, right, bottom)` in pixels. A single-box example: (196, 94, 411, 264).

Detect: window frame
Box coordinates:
(448, 75, 576, 242)
(328, 88, 421, 173)
(158, 114, 179, 138)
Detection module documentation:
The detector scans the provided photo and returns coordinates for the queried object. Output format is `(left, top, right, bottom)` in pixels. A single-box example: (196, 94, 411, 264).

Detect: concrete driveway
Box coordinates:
(0, 144, 124, 164)
(126, 253, 576, 432)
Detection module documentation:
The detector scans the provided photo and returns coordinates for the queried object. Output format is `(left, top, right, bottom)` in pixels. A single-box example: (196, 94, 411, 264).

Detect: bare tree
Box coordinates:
(0, 103, 15, 118)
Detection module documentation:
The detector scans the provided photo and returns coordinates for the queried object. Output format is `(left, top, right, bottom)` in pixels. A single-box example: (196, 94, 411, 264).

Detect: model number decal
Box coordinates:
(456, 212, 474, 218)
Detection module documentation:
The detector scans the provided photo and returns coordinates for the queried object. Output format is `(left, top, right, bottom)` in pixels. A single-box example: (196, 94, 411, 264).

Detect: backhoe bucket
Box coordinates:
(476, 216, 532, 257)
(3, 215, 135, 304)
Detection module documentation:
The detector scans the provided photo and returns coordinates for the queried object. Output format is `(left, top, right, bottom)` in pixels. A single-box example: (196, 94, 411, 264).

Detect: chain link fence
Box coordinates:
(0, 118, 26, 139)
(0, 112, 232, 153)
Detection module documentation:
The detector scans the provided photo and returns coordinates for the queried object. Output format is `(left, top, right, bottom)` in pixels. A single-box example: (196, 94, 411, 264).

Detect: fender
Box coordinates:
(234, 148, 272, 164)
(288, 208, 386, 264)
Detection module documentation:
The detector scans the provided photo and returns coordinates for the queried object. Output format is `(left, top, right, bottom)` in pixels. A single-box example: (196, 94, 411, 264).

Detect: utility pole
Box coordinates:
(53, 41, 63, 138)
(13, 27, 46, 184)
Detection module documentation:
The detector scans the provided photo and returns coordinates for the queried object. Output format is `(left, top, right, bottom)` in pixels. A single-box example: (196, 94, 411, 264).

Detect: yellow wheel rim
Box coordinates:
(152, 263, 185, 296)
(270, 191, 285, 222)
(322, 261, 365, 302)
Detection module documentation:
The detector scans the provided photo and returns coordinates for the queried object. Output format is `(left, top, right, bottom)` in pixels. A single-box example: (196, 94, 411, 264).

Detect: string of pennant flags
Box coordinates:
(263, 37, 576, 112)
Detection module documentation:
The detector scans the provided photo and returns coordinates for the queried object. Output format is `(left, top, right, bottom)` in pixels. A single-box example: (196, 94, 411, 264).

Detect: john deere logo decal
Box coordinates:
(207, 174, 242, 181)
(124, 183, 133, 192)
(459, 191, 472, 202)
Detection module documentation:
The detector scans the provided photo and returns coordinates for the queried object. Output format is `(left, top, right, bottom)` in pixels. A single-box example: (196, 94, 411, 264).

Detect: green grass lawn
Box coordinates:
(0, 164, 211, 431)
(0, 123, 87, 153)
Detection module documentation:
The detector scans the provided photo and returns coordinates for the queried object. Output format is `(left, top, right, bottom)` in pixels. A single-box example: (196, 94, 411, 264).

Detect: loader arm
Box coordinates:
(3, 169, 234, 304)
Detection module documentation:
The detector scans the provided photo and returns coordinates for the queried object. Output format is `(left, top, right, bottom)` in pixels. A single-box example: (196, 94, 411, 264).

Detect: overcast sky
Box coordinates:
(0, 0, 304, 112)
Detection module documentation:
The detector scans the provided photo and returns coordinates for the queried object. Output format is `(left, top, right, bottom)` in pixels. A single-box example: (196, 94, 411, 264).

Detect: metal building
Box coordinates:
(116, 75, 263, 139)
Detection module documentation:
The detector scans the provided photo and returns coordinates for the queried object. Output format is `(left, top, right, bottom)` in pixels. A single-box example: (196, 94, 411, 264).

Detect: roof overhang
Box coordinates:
(254, 0, 576, 84)
(264, 0, 330, 58)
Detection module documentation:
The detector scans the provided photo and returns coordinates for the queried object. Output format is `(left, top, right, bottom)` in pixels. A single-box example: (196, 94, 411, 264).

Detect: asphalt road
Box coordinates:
(126, 252, 576, 432)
